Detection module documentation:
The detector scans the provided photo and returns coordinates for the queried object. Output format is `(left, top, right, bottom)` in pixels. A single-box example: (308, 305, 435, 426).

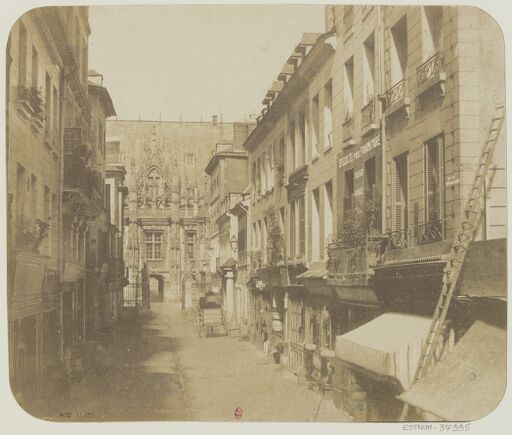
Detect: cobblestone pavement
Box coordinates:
(60, 302, 351, 422)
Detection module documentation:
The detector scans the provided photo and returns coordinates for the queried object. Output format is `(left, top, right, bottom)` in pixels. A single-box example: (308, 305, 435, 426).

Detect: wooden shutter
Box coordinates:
(299, 196, 306, 255)
(426, 140, 441, 222)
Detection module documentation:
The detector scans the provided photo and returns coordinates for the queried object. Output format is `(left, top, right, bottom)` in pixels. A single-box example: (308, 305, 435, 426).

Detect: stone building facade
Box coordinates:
(107, 119, 236, 309)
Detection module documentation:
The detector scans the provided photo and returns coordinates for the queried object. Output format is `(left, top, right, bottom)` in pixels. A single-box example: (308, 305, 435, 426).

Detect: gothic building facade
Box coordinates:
(106, 119, 235, 309)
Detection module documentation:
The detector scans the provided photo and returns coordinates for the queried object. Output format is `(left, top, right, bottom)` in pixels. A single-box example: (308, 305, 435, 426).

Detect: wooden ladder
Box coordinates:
(400, 105, 505, 421)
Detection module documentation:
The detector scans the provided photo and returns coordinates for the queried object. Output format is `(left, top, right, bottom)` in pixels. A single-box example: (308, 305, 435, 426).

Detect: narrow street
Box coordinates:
(61, 302, 350, 422)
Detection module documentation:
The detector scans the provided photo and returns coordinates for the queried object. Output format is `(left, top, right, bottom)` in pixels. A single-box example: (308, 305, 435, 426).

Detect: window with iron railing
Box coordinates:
(389, 16, 408, 94)
(344, 169, 355, 214)
(391, 153, 409, 248)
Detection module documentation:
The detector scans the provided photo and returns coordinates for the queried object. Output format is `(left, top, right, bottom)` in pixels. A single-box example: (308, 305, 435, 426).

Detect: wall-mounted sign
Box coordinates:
(338, 135, 381, 168)
(446, 175, 460, 187)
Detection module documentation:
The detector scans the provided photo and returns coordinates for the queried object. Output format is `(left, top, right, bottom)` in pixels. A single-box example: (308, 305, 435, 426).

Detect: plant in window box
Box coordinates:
(338, 206, 365, 247)
(19, 218, 50, 253)
(266, 206, 284, 266)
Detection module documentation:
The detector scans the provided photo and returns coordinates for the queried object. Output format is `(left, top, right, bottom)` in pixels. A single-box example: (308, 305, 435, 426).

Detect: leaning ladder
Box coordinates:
(400, 105, 505, 421)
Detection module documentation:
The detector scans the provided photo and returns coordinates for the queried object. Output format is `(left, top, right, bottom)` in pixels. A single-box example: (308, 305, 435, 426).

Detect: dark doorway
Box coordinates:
(149, 275, 164, 302)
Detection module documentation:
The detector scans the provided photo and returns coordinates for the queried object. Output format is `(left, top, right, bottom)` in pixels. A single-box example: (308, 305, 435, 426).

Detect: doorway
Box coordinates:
(149, 275, 164, 302)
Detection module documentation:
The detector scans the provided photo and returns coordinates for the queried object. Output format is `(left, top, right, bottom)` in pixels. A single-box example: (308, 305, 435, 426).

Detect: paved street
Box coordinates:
(55, 302, 350, 422)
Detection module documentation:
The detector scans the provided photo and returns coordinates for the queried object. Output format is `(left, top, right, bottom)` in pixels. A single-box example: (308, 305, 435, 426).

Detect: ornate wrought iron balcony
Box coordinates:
(417, 52, 443, 86)
(361, 100, 376, 129)
(418, 219, 446, 245)
(387, 228, 409, 250)
(386, 79, 406, 107)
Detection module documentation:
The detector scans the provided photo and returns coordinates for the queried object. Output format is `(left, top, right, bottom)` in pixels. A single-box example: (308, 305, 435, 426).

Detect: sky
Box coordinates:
(88, 5, 325, 123)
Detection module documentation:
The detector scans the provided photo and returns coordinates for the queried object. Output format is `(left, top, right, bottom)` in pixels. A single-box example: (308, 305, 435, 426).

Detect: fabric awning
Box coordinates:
(398, 320, 506, 421)
(296, 269, 328, 279)
(457, 238, 507, 298)
(335, 313, 453, 391)
(332, 286, 380, 306)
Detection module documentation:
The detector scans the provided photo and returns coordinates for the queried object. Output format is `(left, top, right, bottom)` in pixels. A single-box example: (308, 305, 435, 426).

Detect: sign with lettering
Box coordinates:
(338, 135, 380, 168)
(446, 175, 460, 187)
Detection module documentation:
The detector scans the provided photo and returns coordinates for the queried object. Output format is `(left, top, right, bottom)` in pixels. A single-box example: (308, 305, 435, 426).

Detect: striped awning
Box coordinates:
(398, 321, 506, 421)
(335, 313, 453, 391)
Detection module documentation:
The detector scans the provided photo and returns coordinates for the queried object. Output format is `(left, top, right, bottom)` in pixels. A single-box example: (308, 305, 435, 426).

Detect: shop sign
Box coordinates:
(338, 135, 380, 168)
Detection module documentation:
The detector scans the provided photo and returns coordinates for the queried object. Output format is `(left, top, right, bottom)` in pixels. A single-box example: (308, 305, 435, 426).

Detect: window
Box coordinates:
(31, 46, 38, 89)
(323, 80, 333, 147)
(298, 195, 305, 256)
(278, 135, 285, 184)
(365, 157, 376, 199)
(289, 121, 296, 170)
(323, 181, 333, 254)
(390, 16, 408, 86)
(52, 86, 58, 139)
(145, 232, 162, 259)
(98, 120, 104, 155)
(421, 6, 443, 61)
(51, 193, 57, 257)
(343, 57, 354, 120)
(344, 169, 355, 213)
(186, 153, 195, 167)
(393, 153, 408, 233)
(187, 233, 195, 260)
(363, 33, 376, 106)
(82, 39, 88, 86)
(424, 136, 444, 223)
(18, 23, 27, 87)
(311, 94, 320, 156)
(311, 188, 320, 261)
(289, 202, 296, 257)
(365, 157, 378, 233)
(15, 164, 26, 243)
(263, 217, 268, 264)
(298, 110, 306, 166)
(30, 175, 37, 219)
(43, 187, 50, 254)
(45, 73, 51, 133)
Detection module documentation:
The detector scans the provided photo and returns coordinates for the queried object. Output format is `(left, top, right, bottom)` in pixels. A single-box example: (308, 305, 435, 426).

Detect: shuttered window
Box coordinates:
(425, 136, 444, 223)
(299, 195, 306, 255)
(393, 153, 408, 232)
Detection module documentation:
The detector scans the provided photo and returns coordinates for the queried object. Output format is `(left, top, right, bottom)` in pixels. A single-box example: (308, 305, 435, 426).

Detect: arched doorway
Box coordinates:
(149, 275, 164, 302)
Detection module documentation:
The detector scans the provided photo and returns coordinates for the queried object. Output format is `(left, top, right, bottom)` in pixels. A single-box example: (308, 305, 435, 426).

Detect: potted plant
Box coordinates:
(29, 86, 45, 131)
(265, 205, 284, 266)
(19, 218, 50, 253)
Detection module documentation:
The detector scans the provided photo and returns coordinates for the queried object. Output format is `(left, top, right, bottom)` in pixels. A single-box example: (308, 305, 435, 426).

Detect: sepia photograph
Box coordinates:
(2, 0, 509, 429)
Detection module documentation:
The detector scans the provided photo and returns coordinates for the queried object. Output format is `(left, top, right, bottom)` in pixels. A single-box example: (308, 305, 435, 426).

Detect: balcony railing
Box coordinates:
(387, 228, 409, 250)
(385, 79, 406, 107)
(385, 219, 446, 252)
(327, 236, 383, 279)
(418, 219, 446, 245)
(361, 100, 376, 128)
(417, 52, 443, 86)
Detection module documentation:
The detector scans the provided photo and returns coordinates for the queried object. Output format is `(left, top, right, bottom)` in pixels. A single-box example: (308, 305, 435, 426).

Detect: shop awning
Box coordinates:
(335, 313, 453, 391)
(332, 285, 380, 306)
(296, 269, 328, 279)
(398, 320, 506, 421)
(457, 238, 507, 298)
